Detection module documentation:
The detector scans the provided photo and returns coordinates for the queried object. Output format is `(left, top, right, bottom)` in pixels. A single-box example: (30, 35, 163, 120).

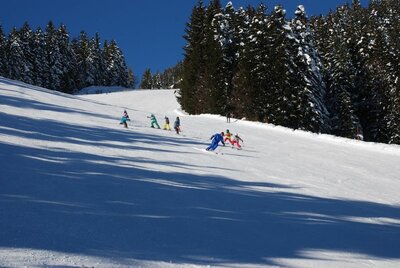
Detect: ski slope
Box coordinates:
(1, 77, 399, 268)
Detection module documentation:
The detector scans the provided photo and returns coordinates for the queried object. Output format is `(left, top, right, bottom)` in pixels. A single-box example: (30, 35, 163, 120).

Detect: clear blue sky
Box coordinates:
(0, 0, 368, 81)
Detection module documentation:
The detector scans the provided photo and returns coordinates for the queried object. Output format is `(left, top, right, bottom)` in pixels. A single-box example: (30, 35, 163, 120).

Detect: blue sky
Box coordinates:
(0, 0, 368, 82)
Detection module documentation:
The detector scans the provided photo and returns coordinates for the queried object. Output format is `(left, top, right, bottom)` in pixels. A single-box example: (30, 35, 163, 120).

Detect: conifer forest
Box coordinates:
(0, 21, 135, 94)
(179, 0, 400, 144)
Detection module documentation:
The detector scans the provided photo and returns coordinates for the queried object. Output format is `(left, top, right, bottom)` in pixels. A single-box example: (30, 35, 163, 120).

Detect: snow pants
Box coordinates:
(206, 141, 219, 151)
(151, 120, 160, 129)
(224, 137, 233, 145)
(231, 140, 241, 149)
(120, 117, 128, 128)
(163, 123, 171, 130)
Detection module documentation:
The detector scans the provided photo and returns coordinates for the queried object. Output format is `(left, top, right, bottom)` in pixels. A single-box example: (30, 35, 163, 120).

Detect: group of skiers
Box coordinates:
(206, 129, 243, 151)
(120, 111, 181, 134)
(120, 110, 243, 152)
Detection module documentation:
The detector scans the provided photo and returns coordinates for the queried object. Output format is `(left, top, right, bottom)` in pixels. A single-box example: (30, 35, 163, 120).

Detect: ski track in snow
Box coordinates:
(1, 77, 400, 268)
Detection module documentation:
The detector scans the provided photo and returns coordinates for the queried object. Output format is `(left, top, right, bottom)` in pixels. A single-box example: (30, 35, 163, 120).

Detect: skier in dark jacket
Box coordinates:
(206, 132, 225, 151)
(174, 117, 181, 134)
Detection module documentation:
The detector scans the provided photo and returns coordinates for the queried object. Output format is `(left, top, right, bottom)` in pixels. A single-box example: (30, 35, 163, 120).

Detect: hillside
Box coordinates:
(1, 77, 399, 268)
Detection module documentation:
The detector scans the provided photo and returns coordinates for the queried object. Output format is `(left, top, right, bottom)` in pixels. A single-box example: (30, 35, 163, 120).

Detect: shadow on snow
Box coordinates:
(0, 83, 399, 266)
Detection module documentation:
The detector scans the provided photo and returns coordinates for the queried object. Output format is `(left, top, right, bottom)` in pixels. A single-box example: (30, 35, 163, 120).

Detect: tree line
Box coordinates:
(179, 0, 400, 144)
(0, 21, 135, 94)
(139, 61, 183, 89)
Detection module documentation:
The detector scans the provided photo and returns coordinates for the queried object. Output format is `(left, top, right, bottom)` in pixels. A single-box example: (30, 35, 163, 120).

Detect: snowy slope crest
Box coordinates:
(1, 77, 400, 268)
(75, 85, 131, 95)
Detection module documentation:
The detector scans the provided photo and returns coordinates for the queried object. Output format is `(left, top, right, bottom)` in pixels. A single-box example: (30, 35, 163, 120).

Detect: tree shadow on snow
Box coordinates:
(1, 142, 399, 266)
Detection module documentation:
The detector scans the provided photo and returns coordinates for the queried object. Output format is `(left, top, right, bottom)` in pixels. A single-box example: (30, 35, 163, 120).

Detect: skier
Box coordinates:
(224, 129, 233, 145)
(163, 116, 171, 130)
(120, 110, 130, 128)
(226, 112, 231, 123)
(231, 133, 244, 149)
(206, 132, 225, 151)
(148, 114, 160, 129)
(174, 116, 181, 134)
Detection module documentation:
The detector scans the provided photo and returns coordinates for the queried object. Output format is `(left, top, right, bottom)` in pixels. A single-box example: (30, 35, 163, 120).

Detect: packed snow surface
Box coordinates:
(0, 77, 399, 268)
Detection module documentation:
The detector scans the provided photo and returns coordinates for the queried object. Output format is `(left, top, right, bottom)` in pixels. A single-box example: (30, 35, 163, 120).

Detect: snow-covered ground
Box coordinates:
(1, 77, 399, 268)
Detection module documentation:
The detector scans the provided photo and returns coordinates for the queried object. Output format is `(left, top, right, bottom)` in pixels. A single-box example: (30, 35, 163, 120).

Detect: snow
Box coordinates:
(1, 77, 400, 268)
(76, 85, 130, 95)
(295, 5, 305, 16)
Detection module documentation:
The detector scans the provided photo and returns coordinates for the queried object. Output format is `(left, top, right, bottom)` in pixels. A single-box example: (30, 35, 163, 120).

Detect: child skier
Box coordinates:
(148, 114, 160, 129)
(163, 116, 171, 130)
(224, 129, 233, 145)
(206, 132, 225, 151)
(231, 133, 244, 149)
(120, 110, 130, 128)
(174, 116, 181, 134)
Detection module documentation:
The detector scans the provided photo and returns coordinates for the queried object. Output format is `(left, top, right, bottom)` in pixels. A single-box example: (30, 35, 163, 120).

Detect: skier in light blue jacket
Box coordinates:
(206, 132, 225, 151)
(120, 110, 130, 128)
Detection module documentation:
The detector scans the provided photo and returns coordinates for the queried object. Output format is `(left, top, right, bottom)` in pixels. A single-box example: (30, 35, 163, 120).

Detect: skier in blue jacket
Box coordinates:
(120, 110, 130, 128)
(206, 132, 225, 151)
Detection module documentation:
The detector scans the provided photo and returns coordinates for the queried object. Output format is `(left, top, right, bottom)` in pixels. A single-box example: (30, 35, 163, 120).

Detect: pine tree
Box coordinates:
(179, 0, 206, 114)
(7, 27, 25, 81)
(0, 25, 7, 77)
(45, 21, 63, 90)
(127, 68, 136, 88)
(217, 2, 241, 115)
(74, 31, 92, 88)
(231, 5, 257, 119)
(291, 5, 328, 133)
(201, 0, 226, 114)
(140, 68, 152, 89)
(103, 39, 129, 87)
(18, 22, 34, 85)
(322, 5, 361, 138)
(57, 24, 76, 93)
(31, 27, 47, 87)
(247, 3, 272, 122)
(267, 5, 297, 126)
(90, 33, 106, 86)
(380, 0, 400, 143)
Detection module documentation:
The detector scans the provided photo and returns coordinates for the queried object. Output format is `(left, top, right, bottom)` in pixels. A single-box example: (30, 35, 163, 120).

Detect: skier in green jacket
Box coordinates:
(148, 114, 160, 129)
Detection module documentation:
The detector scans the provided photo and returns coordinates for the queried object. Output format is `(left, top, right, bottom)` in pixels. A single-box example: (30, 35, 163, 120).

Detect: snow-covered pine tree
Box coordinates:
(217, 1, 240, 115)
(45, 21, 63, 90)
(291, 5, 328, 133)
(323, 5, 361, 139)
(266, 5, 298, 127)
(379, 0, 400, 144)
(74, 31, 93, 89)
(90, 33, 106, 86)
(0, 25, 8, 77)
(17, 22, 34, 85)
(152, 73, 163, 89)
(201, 0, 226, 114)
(102, 39, 129, 87)
(248, 3, 273, 122)
(57, 24, 76, 93)
(179, 0, 207, 114)
(231, 5, 257, 119)
(31, 27, 47, 87)
(140, 68, 152, 89)
(127, 68, 136, 88)
(7, 27, 25, 82)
